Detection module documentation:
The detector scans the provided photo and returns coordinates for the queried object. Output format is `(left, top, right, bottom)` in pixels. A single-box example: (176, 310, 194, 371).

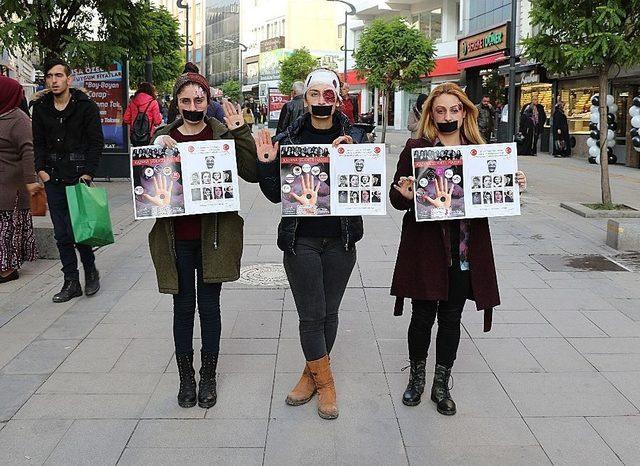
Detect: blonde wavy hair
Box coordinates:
(417, 82, 485, 144)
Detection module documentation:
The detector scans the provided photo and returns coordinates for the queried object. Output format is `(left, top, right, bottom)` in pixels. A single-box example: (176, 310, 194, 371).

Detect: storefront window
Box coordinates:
(557, 85, 598, 134)
(520, 83, 552, 124)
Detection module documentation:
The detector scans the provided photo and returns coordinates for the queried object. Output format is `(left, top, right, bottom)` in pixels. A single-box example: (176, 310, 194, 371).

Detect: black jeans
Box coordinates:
(408, 265, 470, 369)
(173, 240, 222, 354)
(44, 181, 95, 281)
(284, 237, 356, 361)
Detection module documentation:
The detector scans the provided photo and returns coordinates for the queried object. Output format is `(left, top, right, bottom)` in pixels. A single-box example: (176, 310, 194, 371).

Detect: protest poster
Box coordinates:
(412, 142, 520, 221)
(280, 143, 386, 217)
(131, 140, 240, 220)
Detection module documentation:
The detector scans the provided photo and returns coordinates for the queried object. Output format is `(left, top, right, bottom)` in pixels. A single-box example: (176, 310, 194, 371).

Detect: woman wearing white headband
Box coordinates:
(254, 69, 366, 420)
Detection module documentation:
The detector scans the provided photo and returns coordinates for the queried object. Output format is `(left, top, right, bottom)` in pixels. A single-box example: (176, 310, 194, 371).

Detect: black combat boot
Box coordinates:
(84, 267, 100, 296)
(198, 351, 218, 408)
(402, 359, 427, 406)
(176, 352, 197, 408)
(431, 364, 456, 415)
(52, 279, 83, 303)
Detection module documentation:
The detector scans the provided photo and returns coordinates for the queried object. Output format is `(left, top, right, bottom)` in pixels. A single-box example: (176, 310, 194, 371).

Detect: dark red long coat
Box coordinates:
(389, 138, 500, 332)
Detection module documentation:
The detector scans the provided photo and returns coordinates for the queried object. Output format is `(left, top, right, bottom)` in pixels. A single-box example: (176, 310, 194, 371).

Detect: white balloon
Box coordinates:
(632, 115, 640, 128)
(607, 129, 615, 140)
(609, 103, 618, 114)
(630, 106, 640, 118)
(595, 154, 601, 164)
(590, 113, 600, 124)
(589, 145, 600, 158)
(590, 105, 599, 113)
(607, 139, 616, 148)
(635, 146, 640, 152)
(587, 137, 597, 148)
(606, 95, 615, 106)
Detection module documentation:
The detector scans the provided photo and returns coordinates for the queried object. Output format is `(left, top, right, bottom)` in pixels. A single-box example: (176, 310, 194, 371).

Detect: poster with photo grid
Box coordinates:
(411, 142, 520, 222)
(279, 143, 386, 217)
(130, 140, 240, 220)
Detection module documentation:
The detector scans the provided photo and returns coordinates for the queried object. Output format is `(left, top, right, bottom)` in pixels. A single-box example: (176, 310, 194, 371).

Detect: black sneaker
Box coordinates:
(84, 268, 100, 296)
(53, 280, 83, 303)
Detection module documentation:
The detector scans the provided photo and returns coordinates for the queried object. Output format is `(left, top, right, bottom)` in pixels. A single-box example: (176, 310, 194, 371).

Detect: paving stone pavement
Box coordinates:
(2, 133, 640, 465)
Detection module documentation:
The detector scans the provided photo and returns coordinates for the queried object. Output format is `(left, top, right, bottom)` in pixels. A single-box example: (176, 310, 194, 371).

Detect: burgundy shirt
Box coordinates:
(170, 125, 214, 241)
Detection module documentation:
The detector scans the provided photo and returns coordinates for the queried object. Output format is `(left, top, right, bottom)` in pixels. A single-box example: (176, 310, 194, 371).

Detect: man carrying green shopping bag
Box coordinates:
(33, 57, 104, 303)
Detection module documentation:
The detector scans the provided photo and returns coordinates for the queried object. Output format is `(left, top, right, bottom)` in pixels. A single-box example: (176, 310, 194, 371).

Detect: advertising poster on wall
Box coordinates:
(72, 63, 126, 151)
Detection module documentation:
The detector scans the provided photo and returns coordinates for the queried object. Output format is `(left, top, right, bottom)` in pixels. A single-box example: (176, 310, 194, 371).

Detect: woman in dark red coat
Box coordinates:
(389, 83, 526, 415)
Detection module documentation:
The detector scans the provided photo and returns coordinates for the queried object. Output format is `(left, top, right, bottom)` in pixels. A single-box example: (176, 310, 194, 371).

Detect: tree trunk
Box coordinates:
(599, 69, 612, 205)
(381, 88, 388, 144)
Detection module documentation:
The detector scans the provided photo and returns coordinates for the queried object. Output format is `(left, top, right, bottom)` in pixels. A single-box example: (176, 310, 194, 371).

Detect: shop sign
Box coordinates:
(261, 36, 286, 53)
(458, 23, 509, 61)
(521, 72, 540, 84)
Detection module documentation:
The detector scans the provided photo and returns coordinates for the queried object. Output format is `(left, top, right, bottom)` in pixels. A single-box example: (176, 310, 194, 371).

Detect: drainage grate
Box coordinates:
(237, 263, 289, 288)
(530, 254, 630, 272)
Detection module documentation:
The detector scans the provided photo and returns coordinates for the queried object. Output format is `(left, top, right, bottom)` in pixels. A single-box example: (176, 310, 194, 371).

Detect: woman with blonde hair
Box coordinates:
(389, 83, 526, 415)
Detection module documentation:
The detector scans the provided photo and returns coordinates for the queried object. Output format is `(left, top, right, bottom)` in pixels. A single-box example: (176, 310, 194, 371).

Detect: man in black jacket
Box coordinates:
(33, 57, 103, 303)
(276, 80, 306, 135)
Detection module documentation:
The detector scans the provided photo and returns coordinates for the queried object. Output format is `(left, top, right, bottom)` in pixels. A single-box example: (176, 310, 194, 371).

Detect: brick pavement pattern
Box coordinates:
(1, 133, 639, 465)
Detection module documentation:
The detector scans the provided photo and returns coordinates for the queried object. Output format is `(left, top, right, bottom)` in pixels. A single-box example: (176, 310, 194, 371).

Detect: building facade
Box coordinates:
(205, 0, 241, 86)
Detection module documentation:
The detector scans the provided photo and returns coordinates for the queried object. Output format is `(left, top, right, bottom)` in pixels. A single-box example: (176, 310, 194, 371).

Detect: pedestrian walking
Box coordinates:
(407, 93, 428, 139)
(276, 81, 306, 135)
(339, 82, 358, 124)
(260, 103, 268, 126)
(552, 102, 571, 158)
(254, 68, 367, 420)
(520, 96, 546, 155)
(0, 76, 40, 283)
(32, 57, 103, 302)
(390, 82, 526, 415)
(150, 72, 258, 409)
(242, 103, 255, 131)
(123, 82, 163, 146)
(475, 95, 495, 143)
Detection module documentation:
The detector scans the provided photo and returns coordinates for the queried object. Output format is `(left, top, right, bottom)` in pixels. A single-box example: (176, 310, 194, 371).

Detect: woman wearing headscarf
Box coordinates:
(407, 93, 428, 139)
(552, 102, 571, 158)
(0, 76, 41, 283)
(518, 105, 536, 155)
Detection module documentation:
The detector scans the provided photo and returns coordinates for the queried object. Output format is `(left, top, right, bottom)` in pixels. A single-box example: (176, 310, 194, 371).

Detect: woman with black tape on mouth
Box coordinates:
(390, 82, 527, 416)
(254, 68, 367, 420)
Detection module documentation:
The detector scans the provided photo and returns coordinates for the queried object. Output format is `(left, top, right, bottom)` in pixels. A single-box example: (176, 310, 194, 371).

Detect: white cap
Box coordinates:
(304, 68, 341, 99)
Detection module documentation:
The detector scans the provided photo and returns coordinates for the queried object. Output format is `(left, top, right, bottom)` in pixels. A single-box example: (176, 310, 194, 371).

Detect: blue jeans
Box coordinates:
(44, 181, 95, 280)
(173, 240, 222, 354)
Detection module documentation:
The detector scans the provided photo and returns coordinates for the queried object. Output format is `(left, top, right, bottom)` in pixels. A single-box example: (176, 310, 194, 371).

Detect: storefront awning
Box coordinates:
(458, 52, 508, 70)
(429, 56, 460, 77)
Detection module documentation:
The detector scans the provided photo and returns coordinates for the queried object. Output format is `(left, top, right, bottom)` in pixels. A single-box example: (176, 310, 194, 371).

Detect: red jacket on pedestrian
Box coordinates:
(389, 137, 500, 332)
(123, 92, 163, 137)
(340, 97, 355, 123)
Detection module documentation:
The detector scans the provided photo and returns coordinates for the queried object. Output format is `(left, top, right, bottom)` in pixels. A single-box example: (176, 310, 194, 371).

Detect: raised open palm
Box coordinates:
(291, 174, 320, 206)
(254, 128, 279, 163)
(222, 99, 245, 130)
(143, 174, 173, 206)
(425, 176, 453, 209)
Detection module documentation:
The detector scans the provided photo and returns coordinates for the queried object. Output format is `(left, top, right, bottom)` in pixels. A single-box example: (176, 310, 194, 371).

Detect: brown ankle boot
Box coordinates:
(286, 365, 316, 406)
(307, 355, 338, 420)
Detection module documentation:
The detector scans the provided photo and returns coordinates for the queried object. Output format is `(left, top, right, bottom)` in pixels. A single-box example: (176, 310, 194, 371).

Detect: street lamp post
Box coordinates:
(327, 0, 356, 81)
(177, 0, 190, 63)
(224, 39, 248, 85)
(506, 0, 518, 142)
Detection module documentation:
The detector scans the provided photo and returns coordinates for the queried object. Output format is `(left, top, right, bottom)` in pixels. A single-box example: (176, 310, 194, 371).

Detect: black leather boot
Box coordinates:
(198, 351, 218, 408)
(431, 364, 456, 415)
(52, 279, 83, 303)
(402, 359, 426, 406)
(84, 267, 100, 296)
(176, 352, 197, 408)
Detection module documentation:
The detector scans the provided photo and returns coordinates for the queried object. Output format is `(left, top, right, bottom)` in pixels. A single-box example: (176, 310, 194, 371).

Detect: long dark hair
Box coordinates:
(135, 82, 157, 100)
(414, 93, 428, 118)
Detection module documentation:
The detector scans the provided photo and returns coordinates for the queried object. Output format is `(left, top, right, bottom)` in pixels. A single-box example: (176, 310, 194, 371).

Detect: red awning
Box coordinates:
(457, 51, 508, 70)
(339, 70, 367, 86)
(429, 56, 460, 77)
